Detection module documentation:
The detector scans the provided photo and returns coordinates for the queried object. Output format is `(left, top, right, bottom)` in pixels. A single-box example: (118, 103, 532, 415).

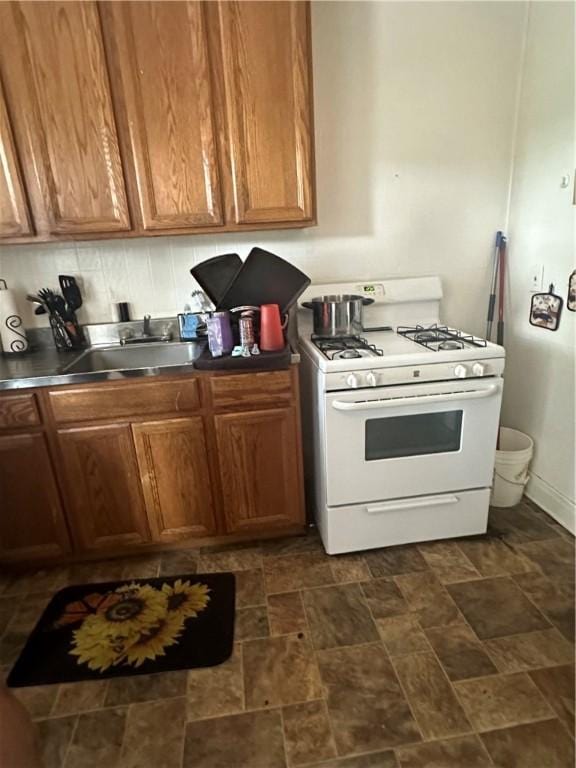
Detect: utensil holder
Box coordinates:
(49, 312, 87, 351)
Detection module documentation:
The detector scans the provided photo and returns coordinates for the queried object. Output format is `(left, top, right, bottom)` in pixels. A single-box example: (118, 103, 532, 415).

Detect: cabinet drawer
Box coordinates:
(49, 378, 200, 424)
(210, 371, 293, 409)
(0, 392, 41, 430)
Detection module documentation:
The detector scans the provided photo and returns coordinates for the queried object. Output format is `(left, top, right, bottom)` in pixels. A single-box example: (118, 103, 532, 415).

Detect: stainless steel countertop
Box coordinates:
(0, 342, 300, 391)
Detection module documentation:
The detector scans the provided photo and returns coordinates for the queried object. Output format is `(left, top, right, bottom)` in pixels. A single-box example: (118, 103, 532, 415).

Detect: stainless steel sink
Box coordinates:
(62, 342, 200, 375)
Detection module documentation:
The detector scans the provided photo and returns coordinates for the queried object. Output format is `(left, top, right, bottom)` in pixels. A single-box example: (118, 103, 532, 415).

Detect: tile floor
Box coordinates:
(1, 499, 574, 768)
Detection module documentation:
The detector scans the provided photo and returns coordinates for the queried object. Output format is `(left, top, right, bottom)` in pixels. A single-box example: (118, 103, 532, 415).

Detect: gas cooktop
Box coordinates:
(298, 277, 506, 377)
(397, 324, 488, 352)
(312, 335, 384, 360)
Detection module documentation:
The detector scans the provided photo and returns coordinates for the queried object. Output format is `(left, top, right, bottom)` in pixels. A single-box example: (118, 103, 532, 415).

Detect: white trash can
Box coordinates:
(491, 427, 534, 507)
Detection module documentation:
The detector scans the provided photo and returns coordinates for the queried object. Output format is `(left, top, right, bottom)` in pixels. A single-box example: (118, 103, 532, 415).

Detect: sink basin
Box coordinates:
(62, 342, 200, 375)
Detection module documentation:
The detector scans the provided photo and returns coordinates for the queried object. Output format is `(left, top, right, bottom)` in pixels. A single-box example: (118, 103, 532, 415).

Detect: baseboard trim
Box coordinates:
(526, 473, 576, 535)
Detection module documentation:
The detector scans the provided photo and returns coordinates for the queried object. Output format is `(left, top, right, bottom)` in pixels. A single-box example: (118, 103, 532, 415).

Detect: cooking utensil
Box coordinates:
(190, 254, 243, 307)
(217, 248, 310, 314)
(37, 288, 60, 314)
(59, 275, 83, 311)
(26, 294, 48, 315)
(38, 288, 82, 346)
(302, 294, 375, 337)
(53, 294, 80, 341)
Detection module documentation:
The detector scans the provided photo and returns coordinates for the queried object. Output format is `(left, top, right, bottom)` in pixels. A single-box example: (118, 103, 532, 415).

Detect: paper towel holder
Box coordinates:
(0, 278, 30, 355)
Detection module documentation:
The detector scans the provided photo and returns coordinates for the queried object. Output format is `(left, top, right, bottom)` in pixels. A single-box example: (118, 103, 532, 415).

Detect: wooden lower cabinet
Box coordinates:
(57, 423, 150, 550)
(0, 369, 305, 563)
(0, 432, 70, 560)
(132, 417, 218, 542)
(215, 406, 304, 533)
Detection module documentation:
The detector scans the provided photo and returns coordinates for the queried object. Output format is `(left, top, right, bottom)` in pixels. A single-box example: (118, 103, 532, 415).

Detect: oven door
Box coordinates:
(324, 377, 503, 506)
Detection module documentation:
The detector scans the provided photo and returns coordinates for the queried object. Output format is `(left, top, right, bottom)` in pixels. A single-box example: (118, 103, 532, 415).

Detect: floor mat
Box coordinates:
(7, 573, 235, 687)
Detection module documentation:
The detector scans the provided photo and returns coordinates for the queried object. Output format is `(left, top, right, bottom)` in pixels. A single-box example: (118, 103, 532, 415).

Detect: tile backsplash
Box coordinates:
(0, 231, 315, 330)
(0, 228, 493, 339)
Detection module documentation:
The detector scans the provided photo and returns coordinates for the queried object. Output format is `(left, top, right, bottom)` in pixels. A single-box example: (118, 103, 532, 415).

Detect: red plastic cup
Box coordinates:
(259, 303, 285, 352)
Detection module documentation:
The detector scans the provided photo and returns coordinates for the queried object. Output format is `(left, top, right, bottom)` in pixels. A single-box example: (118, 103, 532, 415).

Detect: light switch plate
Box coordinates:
(530, 264, 544, 292)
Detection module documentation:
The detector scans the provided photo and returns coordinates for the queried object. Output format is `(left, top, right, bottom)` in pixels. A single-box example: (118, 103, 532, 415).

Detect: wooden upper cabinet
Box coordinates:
(0, 1, 130, 236)
(101, 2, 224, 231)
(0, 432, 70, 560)
(214, 1, 315, 225)
(0, 77, 33, 239)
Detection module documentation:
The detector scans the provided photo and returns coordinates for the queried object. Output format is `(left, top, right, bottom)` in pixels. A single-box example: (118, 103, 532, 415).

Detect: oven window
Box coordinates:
(365, 410, 463, 460)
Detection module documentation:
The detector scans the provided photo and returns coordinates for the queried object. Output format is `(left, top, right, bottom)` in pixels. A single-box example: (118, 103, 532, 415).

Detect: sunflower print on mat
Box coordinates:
(56, 580, 210, 672)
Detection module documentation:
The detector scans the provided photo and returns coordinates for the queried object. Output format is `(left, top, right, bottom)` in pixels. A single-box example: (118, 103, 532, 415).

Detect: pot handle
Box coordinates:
(302, 299, 374, 308)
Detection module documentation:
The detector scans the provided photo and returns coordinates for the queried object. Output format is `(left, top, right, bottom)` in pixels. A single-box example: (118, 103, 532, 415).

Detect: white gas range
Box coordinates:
(298, 276, 505, 555)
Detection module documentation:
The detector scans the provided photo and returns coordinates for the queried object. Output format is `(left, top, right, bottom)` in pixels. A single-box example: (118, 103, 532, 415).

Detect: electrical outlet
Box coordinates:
(530, 264, 544, 292)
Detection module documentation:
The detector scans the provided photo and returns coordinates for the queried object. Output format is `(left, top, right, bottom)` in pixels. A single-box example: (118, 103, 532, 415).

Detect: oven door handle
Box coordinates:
(331, 382, 502, 411)
(366, 494, 459, 514)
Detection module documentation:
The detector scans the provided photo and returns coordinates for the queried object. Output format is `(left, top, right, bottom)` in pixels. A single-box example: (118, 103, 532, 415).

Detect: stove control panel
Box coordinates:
(324, 358, 505, 391)
(344, 371, 379, 388)
(354, 283, 385, 299)
(454, 362, 489, 378)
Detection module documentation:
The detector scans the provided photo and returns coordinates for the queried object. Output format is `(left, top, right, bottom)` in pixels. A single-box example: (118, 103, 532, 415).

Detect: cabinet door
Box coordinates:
(133, 417, 218, 542)
(0, 77, 32, 239)
(0, 432, 70, 560)
(57, 423, 150, 550)
(215, 1, 315, 225)
(0, 1, 130, 235)
(214, 407, 304, 533)
(101, 1, 223, 231)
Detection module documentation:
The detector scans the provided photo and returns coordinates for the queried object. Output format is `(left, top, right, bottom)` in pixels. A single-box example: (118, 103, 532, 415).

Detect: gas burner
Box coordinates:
(312, 335, 384, 360)
(415, 332, 438, 343)
(397, 324, 487, 351)
(438, 340, 464, 350)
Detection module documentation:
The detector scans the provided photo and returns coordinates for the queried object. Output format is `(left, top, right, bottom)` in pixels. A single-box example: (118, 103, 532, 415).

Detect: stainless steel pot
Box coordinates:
(302, 294, 374, 337)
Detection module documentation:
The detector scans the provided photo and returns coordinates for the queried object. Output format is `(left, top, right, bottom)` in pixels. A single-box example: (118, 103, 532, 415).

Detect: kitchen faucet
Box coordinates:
(120, 315, 173, 345)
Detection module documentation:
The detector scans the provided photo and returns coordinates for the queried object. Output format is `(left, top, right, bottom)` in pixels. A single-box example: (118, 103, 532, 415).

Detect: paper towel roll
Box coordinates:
(0, 279, 29, 354)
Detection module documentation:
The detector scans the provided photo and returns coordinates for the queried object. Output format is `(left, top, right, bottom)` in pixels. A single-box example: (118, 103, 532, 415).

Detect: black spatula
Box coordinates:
(58, 275, 83, 312)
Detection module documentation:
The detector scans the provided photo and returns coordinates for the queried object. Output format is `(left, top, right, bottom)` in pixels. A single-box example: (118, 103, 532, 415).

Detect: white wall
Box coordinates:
(502, 1, 576, 531)
(0, 1, 525, 336)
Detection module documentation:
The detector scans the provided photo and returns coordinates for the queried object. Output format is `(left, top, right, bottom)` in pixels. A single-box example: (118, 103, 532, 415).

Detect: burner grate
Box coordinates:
(397, 324, 487, 351)
(312, 335, 384, 360)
